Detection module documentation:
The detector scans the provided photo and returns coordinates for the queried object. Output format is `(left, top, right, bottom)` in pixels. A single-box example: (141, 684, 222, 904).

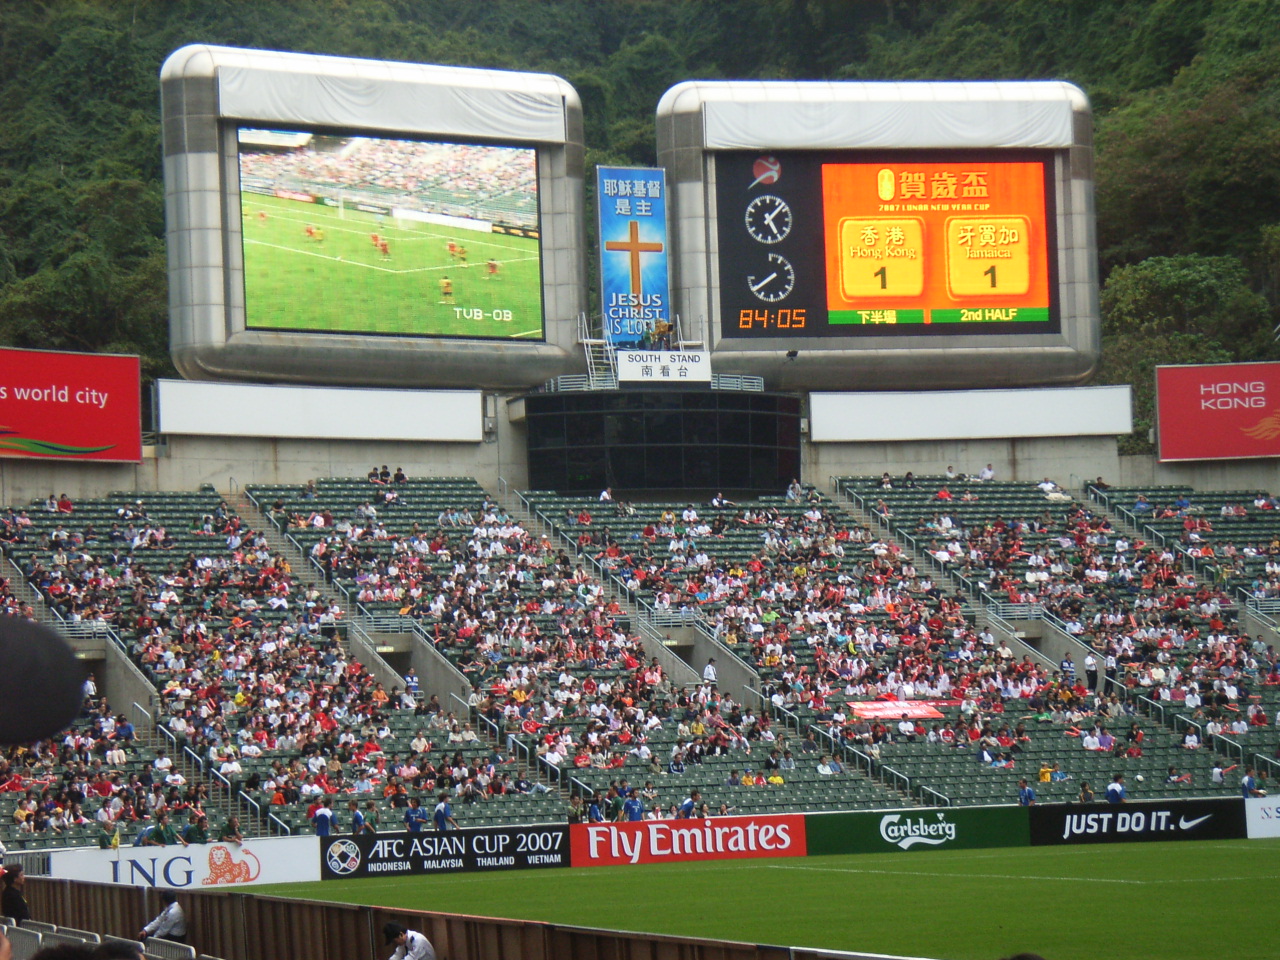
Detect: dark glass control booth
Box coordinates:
(523, 390, 802, 493)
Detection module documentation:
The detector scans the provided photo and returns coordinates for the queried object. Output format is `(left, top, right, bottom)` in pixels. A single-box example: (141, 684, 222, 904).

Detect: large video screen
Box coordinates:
(238, 128, 544, 340)
(717, 151, 1057, 338)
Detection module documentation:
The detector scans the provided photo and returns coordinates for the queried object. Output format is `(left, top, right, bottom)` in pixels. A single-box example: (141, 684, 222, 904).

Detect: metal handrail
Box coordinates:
(1137, 694, 1170, 727)
(919, 784, 951, 807)
(1254, 752, 1280, 782)
(448, 691, 473, 721)
(1175, 714, 1203, 739)
(879, 763, 910, 796)
(535, 754, 564, 786)
(1212, 733, 1246, 765)
(268, 812, 292, 835)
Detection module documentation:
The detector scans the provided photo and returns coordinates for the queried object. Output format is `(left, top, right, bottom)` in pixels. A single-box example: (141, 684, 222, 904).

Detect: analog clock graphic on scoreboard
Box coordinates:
(747, 253, 795, 302)
(744, 195, 793, 244)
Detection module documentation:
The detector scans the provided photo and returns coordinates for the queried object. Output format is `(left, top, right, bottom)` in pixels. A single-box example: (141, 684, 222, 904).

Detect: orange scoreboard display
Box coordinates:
(821, 161, 1050, 326)
(716, 151, 1058, 340)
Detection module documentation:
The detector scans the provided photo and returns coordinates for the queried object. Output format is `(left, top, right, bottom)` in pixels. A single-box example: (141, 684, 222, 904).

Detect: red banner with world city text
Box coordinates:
(0, 347, 142, 462)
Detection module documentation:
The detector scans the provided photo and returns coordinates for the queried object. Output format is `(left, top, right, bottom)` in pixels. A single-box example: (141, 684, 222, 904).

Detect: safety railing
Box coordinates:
(919, 784, 951, 807)
(879, 764, 911, 796)
(1136, 694, 1173, 728)
(1211, 733, 1247, 765)
(535, 753, 565, 787)
(1246, 596, 1280, 623)
(1254, 752, 1280, 782)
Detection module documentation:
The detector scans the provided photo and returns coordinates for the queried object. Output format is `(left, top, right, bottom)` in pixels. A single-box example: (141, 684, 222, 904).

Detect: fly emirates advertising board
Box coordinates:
(570, 814, 806, 867)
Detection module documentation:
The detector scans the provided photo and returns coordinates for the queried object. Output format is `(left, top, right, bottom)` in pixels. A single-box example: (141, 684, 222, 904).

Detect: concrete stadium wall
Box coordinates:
(6, 405, 1280, 507)
(1117, 454, 1280, 494)
(0, 395, 531, 505)
(805, 435, 1121, 493)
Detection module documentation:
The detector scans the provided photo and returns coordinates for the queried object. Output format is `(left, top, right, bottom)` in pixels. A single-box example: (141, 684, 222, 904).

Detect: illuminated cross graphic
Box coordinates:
(605, 220, 664, 295)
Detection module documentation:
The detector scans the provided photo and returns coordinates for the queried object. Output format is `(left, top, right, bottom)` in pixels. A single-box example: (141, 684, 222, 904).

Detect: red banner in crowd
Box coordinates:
(0, 348, 142, 462)
(848, 701, 957, 719)
(1156, 361, 1280, 462)
(570, 814, 806, 868)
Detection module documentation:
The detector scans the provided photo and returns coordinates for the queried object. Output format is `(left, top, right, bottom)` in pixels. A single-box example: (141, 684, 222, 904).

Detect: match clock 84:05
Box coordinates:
(747, 252, 795, 302)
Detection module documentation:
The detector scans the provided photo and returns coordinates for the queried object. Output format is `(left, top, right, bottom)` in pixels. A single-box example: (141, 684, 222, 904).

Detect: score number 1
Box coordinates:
(870, 261, 995, 290)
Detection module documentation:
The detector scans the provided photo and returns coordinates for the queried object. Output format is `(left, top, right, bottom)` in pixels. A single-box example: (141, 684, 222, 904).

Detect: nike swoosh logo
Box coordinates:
(1179, 815, 1212, 830)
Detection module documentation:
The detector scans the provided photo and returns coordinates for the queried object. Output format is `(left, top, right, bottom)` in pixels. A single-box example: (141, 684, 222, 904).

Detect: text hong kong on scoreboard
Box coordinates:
(1157, 361, 1280, 461)
(716, 152, 1058, 338)
(597, 166, 670, 346)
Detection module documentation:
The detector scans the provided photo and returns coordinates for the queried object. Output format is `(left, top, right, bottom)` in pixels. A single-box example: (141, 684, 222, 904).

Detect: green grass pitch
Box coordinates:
(240, 193, 544, 339)
(258, 837, 1280, 960)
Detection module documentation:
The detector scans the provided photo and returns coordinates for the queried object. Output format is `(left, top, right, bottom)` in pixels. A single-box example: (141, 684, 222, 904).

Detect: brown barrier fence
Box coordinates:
(23, 876, 798, 960)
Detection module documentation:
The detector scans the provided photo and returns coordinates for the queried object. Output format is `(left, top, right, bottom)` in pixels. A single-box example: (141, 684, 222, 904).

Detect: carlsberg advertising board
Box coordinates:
(805, 806, 1030, 855)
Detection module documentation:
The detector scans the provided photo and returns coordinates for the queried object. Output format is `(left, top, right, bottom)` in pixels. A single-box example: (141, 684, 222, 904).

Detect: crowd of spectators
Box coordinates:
(7, 471, 1277, 838)
(0, 693, 237, 848)
(854, 476, 1278, 761)
(240, 138, 536, 221)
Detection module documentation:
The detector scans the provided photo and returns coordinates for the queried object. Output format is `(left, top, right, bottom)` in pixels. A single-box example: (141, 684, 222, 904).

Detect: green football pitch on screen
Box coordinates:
(240, 193, 544, 340)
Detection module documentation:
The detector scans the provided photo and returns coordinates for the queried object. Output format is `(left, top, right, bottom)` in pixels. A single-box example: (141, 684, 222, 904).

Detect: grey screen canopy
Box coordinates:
(162, 44, 586, 390)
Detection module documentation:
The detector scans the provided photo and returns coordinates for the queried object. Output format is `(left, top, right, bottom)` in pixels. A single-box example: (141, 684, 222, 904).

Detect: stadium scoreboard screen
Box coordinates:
(659, 81, 1099, 390)
(162, 46, 584, 390)
(237, 128, 544, 341)
(717, 154, 1055, 337)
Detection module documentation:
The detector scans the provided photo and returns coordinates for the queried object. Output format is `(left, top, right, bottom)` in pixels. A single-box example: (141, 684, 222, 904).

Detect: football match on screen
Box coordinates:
(238, 129, 544, 340)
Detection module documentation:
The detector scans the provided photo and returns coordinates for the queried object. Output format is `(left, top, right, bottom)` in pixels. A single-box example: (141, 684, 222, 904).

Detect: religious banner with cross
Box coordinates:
(597, 165, 670, 346)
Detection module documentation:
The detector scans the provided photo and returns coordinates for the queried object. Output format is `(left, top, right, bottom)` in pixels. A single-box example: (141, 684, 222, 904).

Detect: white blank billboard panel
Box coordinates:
(157, 380, 482, 442)
(810, 385, 1131, 443)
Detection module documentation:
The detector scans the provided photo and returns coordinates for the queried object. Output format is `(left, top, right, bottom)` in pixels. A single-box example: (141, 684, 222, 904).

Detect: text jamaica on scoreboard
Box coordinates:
(657, 80, 1100, 390)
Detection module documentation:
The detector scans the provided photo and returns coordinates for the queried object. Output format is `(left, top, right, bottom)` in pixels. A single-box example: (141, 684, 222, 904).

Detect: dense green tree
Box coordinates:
(1, 0, 1279, 435)
(1098, 255, 1275, 452)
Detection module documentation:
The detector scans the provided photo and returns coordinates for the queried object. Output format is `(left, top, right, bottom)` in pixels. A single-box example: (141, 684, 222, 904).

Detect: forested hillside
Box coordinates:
(2, 0, 1279, 449)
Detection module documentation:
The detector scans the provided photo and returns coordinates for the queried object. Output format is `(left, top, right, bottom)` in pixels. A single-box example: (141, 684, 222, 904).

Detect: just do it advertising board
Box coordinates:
(0, 347, 142, 462)
(1156, 360, 1280, 462)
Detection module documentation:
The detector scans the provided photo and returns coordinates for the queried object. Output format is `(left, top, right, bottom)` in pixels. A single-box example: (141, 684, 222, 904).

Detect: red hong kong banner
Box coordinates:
(1157, 361, 1280, 462)
(0, 348, 142, 462)
(570, 813, 806, 868)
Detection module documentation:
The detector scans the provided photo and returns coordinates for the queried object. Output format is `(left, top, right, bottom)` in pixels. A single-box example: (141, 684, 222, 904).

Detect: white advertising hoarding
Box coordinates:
(47, 835, 319, 889)
(810, 385, 1132, 443)
(1245, 796, 1280, 838)
(157, 380, 483, 442)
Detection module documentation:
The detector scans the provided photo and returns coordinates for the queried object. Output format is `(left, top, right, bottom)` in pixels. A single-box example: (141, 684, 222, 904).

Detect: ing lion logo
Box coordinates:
(202, 844, 261, 885)
(1241, 410, 1280, 441)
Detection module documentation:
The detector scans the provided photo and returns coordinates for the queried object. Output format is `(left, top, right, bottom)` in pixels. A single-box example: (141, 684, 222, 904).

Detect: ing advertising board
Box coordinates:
(0, 347, 142, 462)
(47, 836, 317, 888)
(1157, 361, 1280, 461)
